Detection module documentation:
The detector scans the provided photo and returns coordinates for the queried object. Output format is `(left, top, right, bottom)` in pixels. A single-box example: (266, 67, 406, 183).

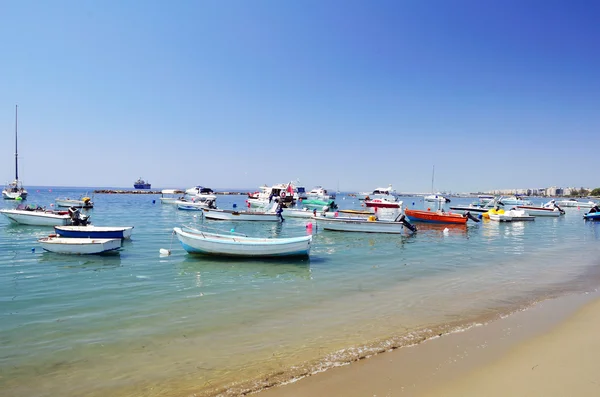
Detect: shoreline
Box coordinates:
(257, 289, 600, 397)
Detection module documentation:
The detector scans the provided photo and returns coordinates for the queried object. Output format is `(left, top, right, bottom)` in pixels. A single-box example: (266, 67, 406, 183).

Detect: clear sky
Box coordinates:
(1, 0, 599, 193)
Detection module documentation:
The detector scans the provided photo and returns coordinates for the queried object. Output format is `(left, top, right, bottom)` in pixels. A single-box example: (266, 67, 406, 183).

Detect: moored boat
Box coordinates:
(54, 225, 134, 239)
(314, 214, 417, 234)
(364, 198, 402, 209)
(2, 106, 28, 200)
(55, 196, 94, 208)
(515, 205, 563, 217)
(555, 199, 597, 208)
(0, 205, 89, 226)
(404, 208, 479, 224)
(488, 208, 534, 222)
(202, 203, 281, 221)
(38, 236, 122, 254)
(173, 227, 312, 257)
(160, 189, 185, 204)
(584, 206, 600, 220)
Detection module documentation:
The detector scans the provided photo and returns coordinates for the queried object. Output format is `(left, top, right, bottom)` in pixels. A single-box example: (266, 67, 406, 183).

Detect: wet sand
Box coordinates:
(258, 290, 600, 396)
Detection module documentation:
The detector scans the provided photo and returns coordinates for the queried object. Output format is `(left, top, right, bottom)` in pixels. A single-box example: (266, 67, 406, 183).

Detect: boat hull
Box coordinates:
(584, 213, 600, 220)
(174, 228, 311, 257)
(0, 209, 72, 226)
(315, 217, 406, 233)
(134, 183, 151, 189)
(202, 208, 280, 221)
(54, 226, 133, 239)
(55, 199, 93, 208)
(2, 190, 28, 200)
(38, 237, 122, 254)
(515, 206, 561, 217)
(404, 209, 467, 224)
(556, 200, 597, 208)
(364, 200, 401, 208)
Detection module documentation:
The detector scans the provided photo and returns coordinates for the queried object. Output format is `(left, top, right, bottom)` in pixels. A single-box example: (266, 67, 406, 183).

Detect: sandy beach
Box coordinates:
(259, 290, 600, 397)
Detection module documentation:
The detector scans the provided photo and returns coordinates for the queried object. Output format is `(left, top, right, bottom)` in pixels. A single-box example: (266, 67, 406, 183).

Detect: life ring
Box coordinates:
(281, 191, 286, 198)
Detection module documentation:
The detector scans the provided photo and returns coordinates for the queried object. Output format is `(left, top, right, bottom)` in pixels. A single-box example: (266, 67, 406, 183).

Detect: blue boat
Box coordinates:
(54, 225, 134, 239)
(134, 178, 151, 189)
(584, 206, 600, 221)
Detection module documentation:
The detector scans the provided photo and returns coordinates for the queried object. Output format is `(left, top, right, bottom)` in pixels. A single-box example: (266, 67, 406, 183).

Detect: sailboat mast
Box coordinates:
(14, 105, 18, 182)
(431, 165, 435, 193)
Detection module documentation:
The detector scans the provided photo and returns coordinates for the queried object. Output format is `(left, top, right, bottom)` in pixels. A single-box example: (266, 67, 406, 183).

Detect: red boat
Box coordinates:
(404, 208, 479, 224)
(364, 198, 401, 208)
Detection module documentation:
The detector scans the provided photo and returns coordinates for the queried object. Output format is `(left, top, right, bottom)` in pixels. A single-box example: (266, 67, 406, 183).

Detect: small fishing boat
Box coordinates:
(38, 236, 122, 254)
(404, 208, 479, 224)
(176, 199, 216, 211)
(364, 198, 402, 209)
(314, 214, 417, 234)
(159, 189, 185, 204)
(584, 206, 600, 221)
(2, 106, 28, 200)
(0, 205, 90, 226)
(301, 199, 338, 210)
(515, 205, 563, 217)
(55, 196, 94, 208)
(54, 225, 134, 239)
(202, 203, 281, 221)
(173, 227, 312, 257)
(133, 178, 151, 189)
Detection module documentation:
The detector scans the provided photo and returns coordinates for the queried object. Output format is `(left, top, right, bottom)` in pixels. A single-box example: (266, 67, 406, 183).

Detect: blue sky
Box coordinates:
(1, 0, 599, 193)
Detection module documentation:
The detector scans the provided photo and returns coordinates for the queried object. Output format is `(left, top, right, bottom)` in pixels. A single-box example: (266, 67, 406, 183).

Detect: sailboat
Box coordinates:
(2, 105, 28, 200)
(424, 165, 450, 203)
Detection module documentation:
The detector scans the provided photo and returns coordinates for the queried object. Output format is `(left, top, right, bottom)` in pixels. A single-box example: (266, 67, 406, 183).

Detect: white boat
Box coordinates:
(160, 189, 185, 204)
(185, 185, 216, 198)
(202, 202, 281, 221)
(555, 199, 597, 208)
(424, 193, 450, 203)
(498, 195, 533, 206)
(55, 196, 94, 208)
(357, 184, 396, 201)
(176, 198, 216, 211)
(173, 227, 312, 257)
(515, 202, 563, 217)
(281, 208, 340, 219)
(314, 214, 417, 234)
(38, 236, 121, 254)
(0, 206, 73, 226)
(306, 186, 335, 201)
(2, 106, 28, 200)
(247, 183, 295, 207)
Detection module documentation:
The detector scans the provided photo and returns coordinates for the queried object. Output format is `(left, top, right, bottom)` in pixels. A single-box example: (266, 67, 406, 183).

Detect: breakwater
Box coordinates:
(92, 189, 245, 195)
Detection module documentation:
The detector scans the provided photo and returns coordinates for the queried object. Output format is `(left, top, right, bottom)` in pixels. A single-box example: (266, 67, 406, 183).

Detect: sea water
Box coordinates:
(1, 188, 600, 396)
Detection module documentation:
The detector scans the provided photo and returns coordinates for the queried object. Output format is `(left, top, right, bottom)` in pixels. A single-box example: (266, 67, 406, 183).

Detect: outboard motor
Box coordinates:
(464, 211, 481, 223)
(68, 206, 91, 226)
(395, 214, 418, 232)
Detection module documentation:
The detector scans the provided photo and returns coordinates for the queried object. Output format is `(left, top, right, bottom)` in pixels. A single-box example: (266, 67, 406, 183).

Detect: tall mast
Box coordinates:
(431, 165, 434, 193)
(14, 105, 18, 181)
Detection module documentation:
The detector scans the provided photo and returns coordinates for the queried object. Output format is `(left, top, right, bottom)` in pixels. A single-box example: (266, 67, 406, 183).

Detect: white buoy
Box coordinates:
(443, 227, 450, 235)
(159, 248, 171, 256)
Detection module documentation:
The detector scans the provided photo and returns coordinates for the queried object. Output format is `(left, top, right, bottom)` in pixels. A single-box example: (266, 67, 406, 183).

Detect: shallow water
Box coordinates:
(1, 188, 599, 396)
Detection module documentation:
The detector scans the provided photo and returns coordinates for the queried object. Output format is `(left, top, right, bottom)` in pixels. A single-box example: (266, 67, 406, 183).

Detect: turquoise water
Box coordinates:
(2, 188, 600, 397)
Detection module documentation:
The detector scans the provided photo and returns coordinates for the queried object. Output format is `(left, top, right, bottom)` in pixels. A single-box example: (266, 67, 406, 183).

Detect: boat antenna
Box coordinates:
(14, 105, 18, 182)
